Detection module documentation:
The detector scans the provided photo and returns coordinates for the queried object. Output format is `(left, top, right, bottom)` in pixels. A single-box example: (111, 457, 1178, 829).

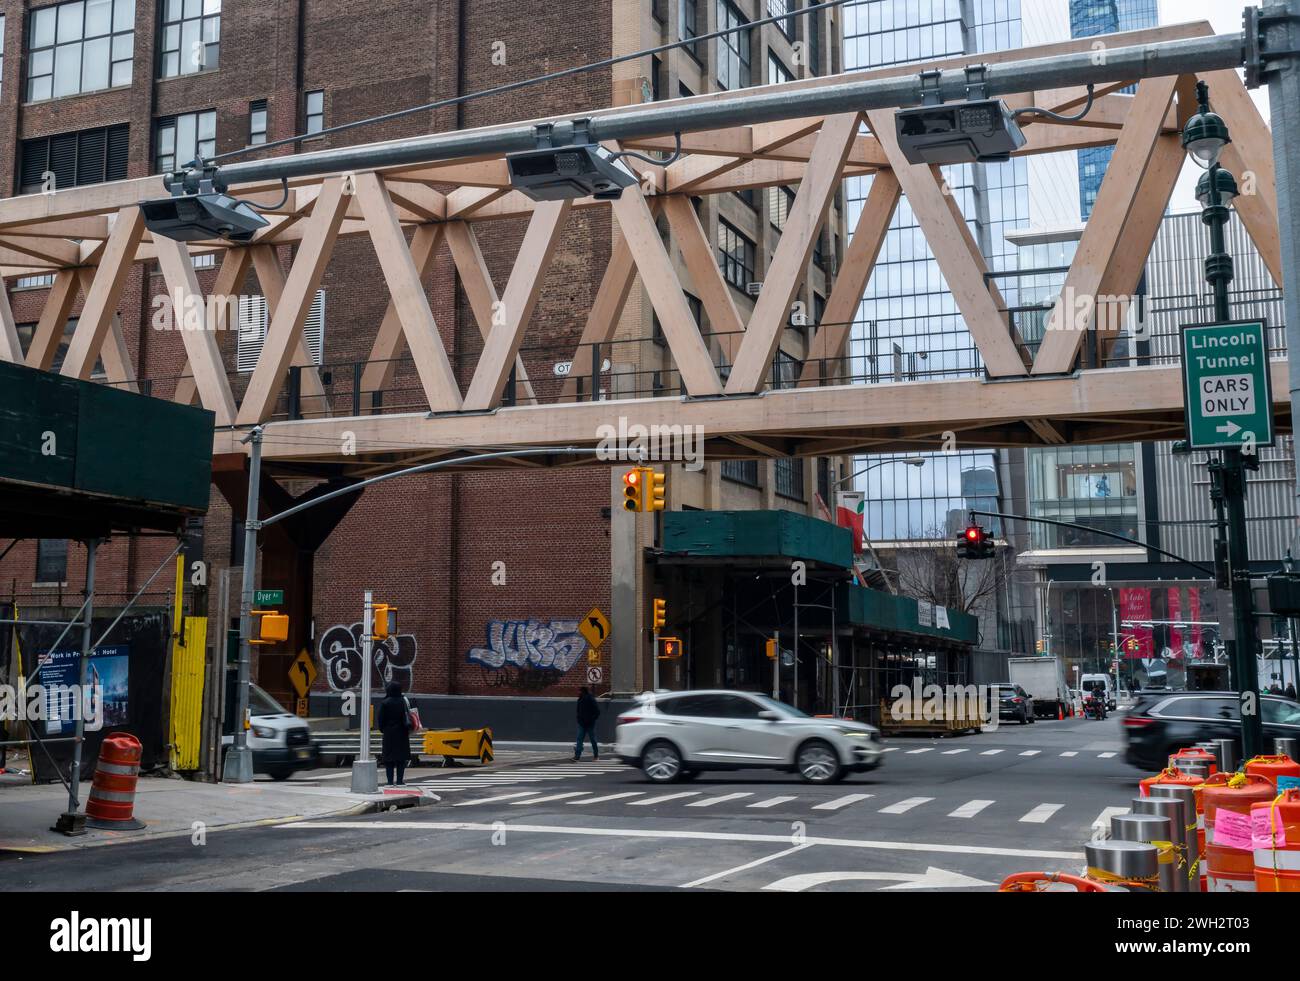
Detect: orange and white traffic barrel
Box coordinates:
(1245, 754, 1300, 790)
(1253, 790, 1300, 892)
(1169, 747, 1218, 776)
(85, 733, 145, 830)
(999, 871, 1121, 893)
(1203, 772, 1274, 892)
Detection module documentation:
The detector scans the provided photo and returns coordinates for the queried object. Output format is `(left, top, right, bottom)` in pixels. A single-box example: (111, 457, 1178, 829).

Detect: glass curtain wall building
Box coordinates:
(1068, 0, 1158, 218)
(843, 0, 1028, 546)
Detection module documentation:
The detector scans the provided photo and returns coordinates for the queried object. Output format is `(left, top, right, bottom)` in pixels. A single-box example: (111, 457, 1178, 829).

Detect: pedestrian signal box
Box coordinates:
(373, 603, 397, 640)
(656, 637, 683, 660)
(250, 610, 289, 645)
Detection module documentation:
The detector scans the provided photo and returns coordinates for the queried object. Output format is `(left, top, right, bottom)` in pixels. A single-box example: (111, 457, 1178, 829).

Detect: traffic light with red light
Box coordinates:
(956, 524, 995, 559)
(623, 467, 647, 512)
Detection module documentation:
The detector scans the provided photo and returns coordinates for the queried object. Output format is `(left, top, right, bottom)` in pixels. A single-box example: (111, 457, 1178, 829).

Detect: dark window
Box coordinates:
(155, 110, 216, 173)
(1262, 698, 1300, 726)
(249, 99, 267, 146)
(658, 693, 723, 717)
(808, 4, 821, 76)
(651, 55, 662, 102)
(20, 124, 129, 194)
(769, 185, 795, 230)
(679, 81, 695, 100)
(305, 90, 324, 135)
(716, 0, 750, 89)
(775, 458, 805, 500)
(713, 694, 766, 718)
(722, 460, 760, 486)
(734, 186, 758, 209)
(1157, 696, 1236, 721)
(652, 0, 667, 22)
(16, 317, 102, 377)
(817, 458, 831, 503)
(36, 539, 69, 583)
(680, 0, 701, 61)
(718, 219, 755, 290)
(160, 0, 220, 78)
(26, 0, 135, 101)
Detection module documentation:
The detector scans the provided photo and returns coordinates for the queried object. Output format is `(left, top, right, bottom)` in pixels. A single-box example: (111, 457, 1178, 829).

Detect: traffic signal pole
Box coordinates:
(225, 426, 263, 784)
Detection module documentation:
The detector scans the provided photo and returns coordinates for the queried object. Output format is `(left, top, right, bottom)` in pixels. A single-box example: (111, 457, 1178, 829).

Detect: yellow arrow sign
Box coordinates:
(289, 648, 318, 698)
(580, 607, 610, 650)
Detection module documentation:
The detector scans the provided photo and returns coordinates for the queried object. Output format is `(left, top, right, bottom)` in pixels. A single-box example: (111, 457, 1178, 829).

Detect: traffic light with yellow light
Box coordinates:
(373, 603, 397, 640)
(1035, 638, 1044, 654)
(623, 467, 647, 512)
(652, 597, 667, 631)
(648, 470, 667, 512)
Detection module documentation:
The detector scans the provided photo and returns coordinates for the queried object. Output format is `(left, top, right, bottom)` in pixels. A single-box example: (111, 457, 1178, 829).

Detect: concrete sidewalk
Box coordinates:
(0, 775, 432, 854)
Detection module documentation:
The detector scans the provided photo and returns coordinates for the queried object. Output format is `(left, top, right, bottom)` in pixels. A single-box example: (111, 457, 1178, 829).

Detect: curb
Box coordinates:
(0, 793, 435, 855)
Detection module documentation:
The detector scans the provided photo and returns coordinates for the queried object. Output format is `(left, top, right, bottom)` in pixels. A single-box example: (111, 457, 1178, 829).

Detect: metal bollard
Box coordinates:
(1150, 783, 1201, 890)
(1179, 761, 1212, 780)
(1084, 840, 1161, 892)
(1276, 737, 1299, 764)
(1112, 813, 1178, 893)
(1135, 795, 1191, 892)
(1213, 738, 1238, 773)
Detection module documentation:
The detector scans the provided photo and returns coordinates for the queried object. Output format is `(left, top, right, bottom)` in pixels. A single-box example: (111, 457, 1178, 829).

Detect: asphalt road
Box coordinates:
(3, 714, 1141, 892)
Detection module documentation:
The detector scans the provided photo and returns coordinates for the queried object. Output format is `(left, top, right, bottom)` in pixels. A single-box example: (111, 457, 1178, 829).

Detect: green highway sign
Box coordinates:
(1180, 319, 1274, 451)
(254, 589, 284, 606)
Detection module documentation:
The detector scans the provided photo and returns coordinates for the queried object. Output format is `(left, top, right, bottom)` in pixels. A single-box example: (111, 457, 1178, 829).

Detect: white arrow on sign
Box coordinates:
(762, 867, 994, 892)
(1217, 421, 1242, 438)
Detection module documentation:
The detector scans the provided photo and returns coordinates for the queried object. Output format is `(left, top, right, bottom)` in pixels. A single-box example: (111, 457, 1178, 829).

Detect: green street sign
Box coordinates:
(255, 589, 284, 606)
(1180, 319, 1274, 451)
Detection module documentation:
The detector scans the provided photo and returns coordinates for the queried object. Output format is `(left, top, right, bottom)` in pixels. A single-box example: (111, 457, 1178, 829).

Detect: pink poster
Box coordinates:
(1168, 588, 1183, 653)
(1119, 588, 1154, 659)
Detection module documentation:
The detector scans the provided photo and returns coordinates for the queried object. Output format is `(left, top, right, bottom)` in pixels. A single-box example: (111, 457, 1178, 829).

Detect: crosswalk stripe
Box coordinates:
(571, 792, 644, 805)
(628, 792, 701, 806)
(687, 792, 754, 808)
(1091, 806, 1130, 838)
(942, 749, 969, 755)
(812, 793, 873, 811)
(1098, 752, 1118, 758)
(1060, 751, 1078, 757)
(980, 750, 1004, 756)
(1020, 803, 1064, 823)
(880, 747, 900, 753)
(748, 796, 798, 809)
(949, 799, 995, 819)
(453, 791, 539, 806)
(509, 791, 589, 805)
(1020, 750, 1041, 757)
(906, 748, 935, 755)
(880, 797, 934, 815)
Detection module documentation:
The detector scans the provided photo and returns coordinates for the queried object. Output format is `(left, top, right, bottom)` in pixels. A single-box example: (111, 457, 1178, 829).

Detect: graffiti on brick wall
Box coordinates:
(467, 619, 588, 678)
(318, 621, 418, 692)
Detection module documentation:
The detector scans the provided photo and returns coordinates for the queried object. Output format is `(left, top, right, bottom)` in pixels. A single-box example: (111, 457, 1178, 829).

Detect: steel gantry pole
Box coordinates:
(225, 426, 263, 783)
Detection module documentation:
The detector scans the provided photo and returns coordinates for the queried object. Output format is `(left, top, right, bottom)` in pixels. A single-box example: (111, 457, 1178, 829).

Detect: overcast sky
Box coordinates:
(1161, 0, 1270, 212)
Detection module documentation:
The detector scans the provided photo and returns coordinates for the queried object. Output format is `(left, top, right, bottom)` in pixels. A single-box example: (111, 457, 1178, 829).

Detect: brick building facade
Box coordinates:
(0, 0, 847, 710)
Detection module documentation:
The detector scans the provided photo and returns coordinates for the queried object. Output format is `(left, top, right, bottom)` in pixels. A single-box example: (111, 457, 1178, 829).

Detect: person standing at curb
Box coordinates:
(378, 681, 413, 786)
(575, 686, 600, 762)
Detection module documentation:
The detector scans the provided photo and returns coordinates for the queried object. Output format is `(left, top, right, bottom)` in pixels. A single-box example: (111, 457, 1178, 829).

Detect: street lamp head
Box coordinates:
(1182, 81, 1231, 170)
(906, 458, 926, 468)
(1196, 167, 1238, 208)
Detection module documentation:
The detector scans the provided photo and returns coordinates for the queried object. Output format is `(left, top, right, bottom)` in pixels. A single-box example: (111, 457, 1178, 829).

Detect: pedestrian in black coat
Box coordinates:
(377, 681, 412, 786)
(574, 686, 600, 762)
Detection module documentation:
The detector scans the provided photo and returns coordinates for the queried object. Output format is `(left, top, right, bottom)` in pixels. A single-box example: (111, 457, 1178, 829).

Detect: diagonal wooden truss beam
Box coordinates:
(443, 220, 537, 405)
(155, 238, 240, 425)
(359, 222, 443, 399)
(237, 179, 349, 425)
(74, 268, 137, 391)
(726, 113, 862, 394)
(173, 247, 251, 408)
(1198, 69, 1283, 286)
(610, 187, 722, 398)
(24, 270, 80, 371)
(0, 281, 20, 363)
(60, 206, 144, 381)
(799, 170, 901, 386)
(249, 245, 329, 412)
(354, 172, 464, 414)
(559, 229, 639, 401)
(1031, 75, 1180, 375)
(868, 110, 1032, 379)
(661, 195, 746, 363)
(463, 199, 572, 411)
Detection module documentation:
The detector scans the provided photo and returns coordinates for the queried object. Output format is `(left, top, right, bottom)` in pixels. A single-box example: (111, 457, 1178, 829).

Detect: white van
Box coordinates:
(221, 677, 319, 780)
(1081, 674, 1116, 711)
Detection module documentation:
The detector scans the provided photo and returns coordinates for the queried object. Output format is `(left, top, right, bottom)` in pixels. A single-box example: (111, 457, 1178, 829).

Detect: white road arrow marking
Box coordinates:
(1217, 420, 1242, 437)
(762, 867, 994, 892)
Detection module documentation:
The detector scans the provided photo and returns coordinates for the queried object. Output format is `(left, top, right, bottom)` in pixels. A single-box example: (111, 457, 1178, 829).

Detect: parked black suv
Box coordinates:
(1122, 690, 1300, 770)
(994, 683, 1035, 725)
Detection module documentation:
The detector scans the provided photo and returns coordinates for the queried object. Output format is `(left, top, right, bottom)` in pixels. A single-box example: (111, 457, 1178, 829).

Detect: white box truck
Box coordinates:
(1008, 656, 1071, 720)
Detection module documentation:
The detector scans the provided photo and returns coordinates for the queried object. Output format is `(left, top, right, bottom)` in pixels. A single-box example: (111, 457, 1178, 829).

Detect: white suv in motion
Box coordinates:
(615, 690, 884, 784)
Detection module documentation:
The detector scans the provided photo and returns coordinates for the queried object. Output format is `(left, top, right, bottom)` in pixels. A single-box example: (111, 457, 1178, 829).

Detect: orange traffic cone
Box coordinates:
(1058, 703, 1064, 721)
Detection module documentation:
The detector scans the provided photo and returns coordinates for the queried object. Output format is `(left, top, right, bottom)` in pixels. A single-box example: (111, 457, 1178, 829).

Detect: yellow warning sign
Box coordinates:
(580, 608, 610, 650)
(289, 648, 318, 698)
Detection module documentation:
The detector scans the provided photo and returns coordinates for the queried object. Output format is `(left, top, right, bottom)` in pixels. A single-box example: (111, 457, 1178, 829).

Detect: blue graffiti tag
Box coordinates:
(467, 620, 588, 673)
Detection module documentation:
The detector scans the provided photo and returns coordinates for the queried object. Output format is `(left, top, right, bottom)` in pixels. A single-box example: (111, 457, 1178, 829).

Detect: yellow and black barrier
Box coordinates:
(422, 727, 494, 766)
